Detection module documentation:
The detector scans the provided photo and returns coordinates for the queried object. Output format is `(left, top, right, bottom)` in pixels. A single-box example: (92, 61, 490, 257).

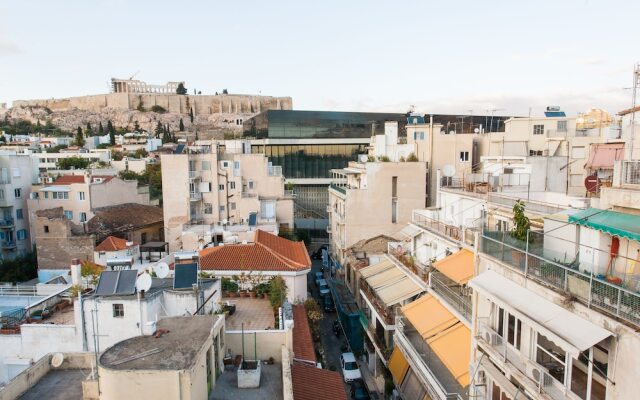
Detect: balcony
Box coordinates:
(329, 183, 346, 195)
(267, 165, 282, 177)
(241, 191, 257, 198)
(622, 160, 640, 186)
(2, 241, 16, 249)
(359, 281, 396, 326)
(0, 218, 14, 228)
(480, 229, 640, 327)
(188, 170, 200, 180)
(283, 189, 296, 198)
(477, 322, 575, 400)
(440, 173, 530, 197)
(429, 272, 472, 322)
(412, 211, 473, 245)
(388, 242, 430, 282)
(396, 318, 467, 400)
(189, 192, 202, 201)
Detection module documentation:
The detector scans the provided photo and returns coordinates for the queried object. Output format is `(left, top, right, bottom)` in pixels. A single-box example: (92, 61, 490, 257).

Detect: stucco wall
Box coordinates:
(225, 329, 289, 362)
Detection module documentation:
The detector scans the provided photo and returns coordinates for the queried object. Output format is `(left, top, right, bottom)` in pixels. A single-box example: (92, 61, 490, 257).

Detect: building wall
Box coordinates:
(34, 215, 95, 271)
(89, 178, 150, 208)
(33, 151, 111, 171)
(225, 330, 289, 362)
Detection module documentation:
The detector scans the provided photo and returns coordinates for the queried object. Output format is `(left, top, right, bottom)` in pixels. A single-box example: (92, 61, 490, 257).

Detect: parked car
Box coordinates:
(318, 279, 330, 296)
(350, 379, 370, 400)
(311, 245, 328, 260)
(340, 352, 362, 383)
(314, 272, 324, 286)
(322, 294, 335, 312)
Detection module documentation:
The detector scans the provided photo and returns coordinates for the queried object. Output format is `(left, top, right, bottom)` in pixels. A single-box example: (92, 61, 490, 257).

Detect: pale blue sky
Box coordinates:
(0, 0, 637, 116)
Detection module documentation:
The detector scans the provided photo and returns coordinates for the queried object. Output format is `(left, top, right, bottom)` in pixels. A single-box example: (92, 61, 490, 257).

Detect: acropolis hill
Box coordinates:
(3, 78, 292, 136)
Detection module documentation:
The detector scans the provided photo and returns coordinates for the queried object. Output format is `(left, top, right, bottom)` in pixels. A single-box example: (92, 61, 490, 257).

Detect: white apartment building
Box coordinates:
(0, 151, 39, 259)
(32, 148, 111, 171)
(161, 140, 294, 252)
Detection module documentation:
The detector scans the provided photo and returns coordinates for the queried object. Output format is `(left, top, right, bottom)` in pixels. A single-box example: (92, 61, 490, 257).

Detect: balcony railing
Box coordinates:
(360, 281, 396, 326)
(481, 229, 640, 327)
(441, 173, 530, 196)
(329, 183, 346, 195)
(387, 243, 430, 282)
(188, 170, 200, 179)
(0, 286, 37, 296)
(1, 241, 16, 249)
(396, 318, 467, 400)
(477, 321, 575, 400)
(241, 191, 257, 198)
(189, 192, 202, 201)
(412, 211, 464, 243)
(267, 165, 282, 177)
(622, 161, 640, 185)
(283, 189, 296, 197)
(0, 218, 15, 228)
(429, 272, 472, 322)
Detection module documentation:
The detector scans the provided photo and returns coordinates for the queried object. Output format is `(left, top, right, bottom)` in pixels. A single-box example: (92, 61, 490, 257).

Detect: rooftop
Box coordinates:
(16, 369, 88, 400)
(223, 297, 275, 330)
(210, 362, 283, 400)
(291, 363, 348, 400)
(200, 229, 311, 272)
(94, 236, 137, 252)
(87, 203, 163, 235)
(99, 315, 219, 371)
(52, 175, 85, 185)
(291, 305, 316, 363)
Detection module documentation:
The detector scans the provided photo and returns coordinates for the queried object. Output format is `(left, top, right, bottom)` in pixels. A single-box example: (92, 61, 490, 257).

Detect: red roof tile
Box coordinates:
(95, 236, 136, 252)
(53, 175, 85, 185)
(199, 230, 310, 272)
(291, 363, 348, 400)
(292, 305, 316, 363)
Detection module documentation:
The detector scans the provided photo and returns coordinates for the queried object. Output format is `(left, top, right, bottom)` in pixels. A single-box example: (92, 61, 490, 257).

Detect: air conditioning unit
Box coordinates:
(484, 331, 501, 346)
(527, 364, 553, 387)
(476, 370, 486, 385)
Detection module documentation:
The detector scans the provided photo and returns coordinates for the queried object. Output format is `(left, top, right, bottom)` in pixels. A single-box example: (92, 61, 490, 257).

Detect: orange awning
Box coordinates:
(387, 347, 409, 385)
(427, 322, 472, 387)
(585, 143, 624, 169)
(401, 295, 458, 340)
(432, 249, 474, 284)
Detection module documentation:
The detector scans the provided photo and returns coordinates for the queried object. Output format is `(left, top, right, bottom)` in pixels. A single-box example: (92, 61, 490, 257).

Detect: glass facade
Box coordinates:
(243, 110, 408, 139)
(253, 143, 368, 179)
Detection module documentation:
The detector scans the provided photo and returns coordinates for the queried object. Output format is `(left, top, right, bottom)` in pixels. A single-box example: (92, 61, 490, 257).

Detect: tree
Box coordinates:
(176, 83, 187, 95)
(179, 118, 185, 132)
(268, 276, 288, 310)
(511, 200, 531, 242)
(155, 121, 164, 137)
(57, 156, 90, 170)
(85, 122, 93, 136)
(35, 120, 41, 132)
(222, 88, 228, 94)
(112, 151, 124, 161)
(98, 122, 104, 135)
(303, 298, 323, 338)
(195, 130, 199, 141)
(189, 108, 194, 123)
(133, 121, 141, 133)
(75, 126, 85, 147)
(109, 129, 115, 145)
(151, 105, 166, 113)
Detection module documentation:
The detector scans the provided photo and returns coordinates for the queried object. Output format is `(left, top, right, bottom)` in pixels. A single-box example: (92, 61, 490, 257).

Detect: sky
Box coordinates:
(0, 0, 638, 117)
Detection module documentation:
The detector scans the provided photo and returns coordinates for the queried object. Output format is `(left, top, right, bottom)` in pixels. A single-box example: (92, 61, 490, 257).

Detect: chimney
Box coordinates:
(70, 259, 82, 286)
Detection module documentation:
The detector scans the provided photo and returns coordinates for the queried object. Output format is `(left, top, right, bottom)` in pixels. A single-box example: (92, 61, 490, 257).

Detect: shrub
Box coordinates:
(151, 105, 166, 113)
(378, 155, 390, 162)
(57, 157, 90, 170)
(268, 276, 288, 310)
(406, 153, 419, 162)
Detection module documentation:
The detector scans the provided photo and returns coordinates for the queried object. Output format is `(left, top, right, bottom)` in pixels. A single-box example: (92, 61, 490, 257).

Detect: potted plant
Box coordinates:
(510, 199, 531, 268)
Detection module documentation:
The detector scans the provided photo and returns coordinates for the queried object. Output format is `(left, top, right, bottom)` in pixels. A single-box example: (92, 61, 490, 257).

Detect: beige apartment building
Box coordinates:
(161, 140, 294, 252)
(27, 173, 150, 238)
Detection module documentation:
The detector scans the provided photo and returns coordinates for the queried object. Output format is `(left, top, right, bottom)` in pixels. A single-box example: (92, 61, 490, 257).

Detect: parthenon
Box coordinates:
(111, 78, 183, 94)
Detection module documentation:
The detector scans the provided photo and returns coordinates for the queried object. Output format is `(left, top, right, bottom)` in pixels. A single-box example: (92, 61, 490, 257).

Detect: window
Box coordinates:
(536, 333, 567, 384)
(141, 232, 147, 244)
(459, 151, 470, 162)
(234, 161, 240, 169)
(80, 212, 87, 222)
(63, 210, 73, 220)
(78, 191, 85, 201)
(248, 181, 255, 189)
(0, 190, 3, 200)
(52, 192, 69, 200)
(392, 199, 398, 223)
(413, 131, 425, 140)
(229, 181, 236, 190)
(201, 161, 211, 170)
(557, 120, 568, 132)
(44, 225, 49, 233)
(14, 188, 21, 199)
(533, 124, 544, 135)
(230, 202, 236, 211)
(218, 184, 224, 191)
(112, 304, 124, 318)
(219, 205, 225, 212)
(44, 191, 48, 199)
(529, 150, 543, 156)
(16, 229, 27, 240)
(506, 313, 522, 350)
(204, 203, 213, 214)
(12, 168, 20, 178)
(14, 209, 23, 221)
(222, 161, 229, 168)
(260, 200, 276, 219)
(571, 146, 585, 159)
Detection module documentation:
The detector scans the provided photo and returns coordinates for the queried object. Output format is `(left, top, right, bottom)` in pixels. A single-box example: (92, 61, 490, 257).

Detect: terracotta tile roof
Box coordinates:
(86, 203, 163, 234)
(291, 363, 348, 400)
(292, 305, 316, 363)
(199, 230, 311, 272)
(53, 175, 85, 185)
(90, 175, 114, 184)
(95, 236, 136, 252)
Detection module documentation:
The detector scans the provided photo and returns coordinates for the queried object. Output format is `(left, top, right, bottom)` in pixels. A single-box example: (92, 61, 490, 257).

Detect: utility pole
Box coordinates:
(630, 64, 639, 160)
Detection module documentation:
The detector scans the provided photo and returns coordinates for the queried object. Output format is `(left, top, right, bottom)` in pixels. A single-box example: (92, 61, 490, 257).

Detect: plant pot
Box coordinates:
(228, 292, 237, 298)
(249, 291, 257, 298)
(511, 249, 525, 269)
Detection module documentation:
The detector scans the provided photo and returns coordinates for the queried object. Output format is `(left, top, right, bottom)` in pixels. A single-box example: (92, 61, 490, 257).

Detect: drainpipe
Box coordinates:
(429, 114, 434, 207)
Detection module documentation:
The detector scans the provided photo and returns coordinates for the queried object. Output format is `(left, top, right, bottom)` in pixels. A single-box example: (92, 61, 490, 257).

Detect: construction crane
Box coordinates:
(128, 70, 140, 81)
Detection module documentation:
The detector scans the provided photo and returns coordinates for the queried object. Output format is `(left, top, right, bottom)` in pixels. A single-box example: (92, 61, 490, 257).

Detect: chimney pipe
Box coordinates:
(70, 258, 81, 286)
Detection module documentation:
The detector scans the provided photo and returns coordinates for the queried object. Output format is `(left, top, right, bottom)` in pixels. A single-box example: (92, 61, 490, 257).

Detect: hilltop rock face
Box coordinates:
(1, 105, 250, 138)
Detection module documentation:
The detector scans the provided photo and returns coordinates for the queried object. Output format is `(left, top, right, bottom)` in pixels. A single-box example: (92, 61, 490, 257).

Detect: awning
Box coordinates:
(584, 143, 624, 169)
(362, 258, 424, 307)
(470, 270, 613, 357)
(41, 186, 71, 192)
(427, 323, 471, 387)
(397, 224, 421, 239)
(388, 347, 409, 385)
(432, 249, 474, 284)
(401, 294, 458, 340)
(568, 208, 640, 243)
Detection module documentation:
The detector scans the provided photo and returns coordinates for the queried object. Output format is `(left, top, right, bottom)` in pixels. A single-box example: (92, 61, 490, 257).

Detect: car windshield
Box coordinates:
(344, 361, 358, 370)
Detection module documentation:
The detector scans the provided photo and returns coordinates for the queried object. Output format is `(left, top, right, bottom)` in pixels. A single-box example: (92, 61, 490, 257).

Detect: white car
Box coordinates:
(340, 352, 362, 383)
(318, 279, 330, 296)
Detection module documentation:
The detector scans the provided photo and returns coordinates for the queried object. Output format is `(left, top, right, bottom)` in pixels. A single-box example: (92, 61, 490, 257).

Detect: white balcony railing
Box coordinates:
(189, 192, 202, 201)
(622, 161, 640, 185)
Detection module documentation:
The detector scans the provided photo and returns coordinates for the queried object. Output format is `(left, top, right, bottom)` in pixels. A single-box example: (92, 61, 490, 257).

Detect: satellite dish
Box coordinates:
(155, 262, 170, 279)
(442, 164, 456, 177)
(474, 128, 480, 134)
(136, 272, 152, 292)
(359, 154, 368, 163)
(449, 130, 456, 135)
(51, 353, 64, 368)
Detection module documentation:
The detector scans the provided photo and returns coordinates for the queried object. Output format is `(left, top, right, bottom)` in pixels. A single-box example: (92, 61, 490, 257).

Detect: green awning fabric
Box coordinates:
(568, 208, 640, 243)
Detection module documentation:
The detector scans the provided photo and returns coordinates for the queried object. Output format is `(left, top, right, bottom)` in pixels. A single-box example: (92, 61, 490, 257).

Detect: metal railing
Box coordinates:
(441, 173, 530, 196)
(387, 243, 430, 281)
(2, 241, 16, 249)
(429, 272, 472, 322)
(486, 193, 568, 215)
(477, 321, 576, 400)
(267, 165, 282, 177)
(0, 286, 38, 296)
(283, 189, 296, 197)
(241, 191, 257, 198)
(412, 211, 463, 243)
(0, 218, 14, 227)
(622, 161, 640, 185)
(481, 229, 640, 327)
(189, 192, 202, 201)
(329, 183, 346, 195)
(188, 170, 199, 179)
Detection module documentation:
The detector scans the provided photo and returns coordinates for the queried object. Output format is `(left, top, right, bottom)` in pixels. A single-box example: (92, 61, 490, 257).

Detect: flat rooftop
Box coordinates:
(223, 297, 275, 330)
(18, 370, 89, 400)
(210, 363, 283, 400)
(100, 315, 219, 371)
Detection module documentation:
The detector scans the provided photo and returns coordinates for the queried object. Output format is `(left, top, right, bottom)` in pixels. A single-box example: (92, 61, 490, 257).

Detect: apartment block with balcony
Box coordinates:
(0, 152, 38, 259)
(161, 140, 294, 252)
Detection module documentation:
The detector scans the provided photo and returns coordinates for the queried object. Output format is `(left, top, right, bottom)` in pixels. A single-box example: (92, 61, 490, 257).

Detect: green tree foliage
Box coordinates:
(303, 298, 323, 338)
(133, 121, 141, 133)
(98, 122, 104, 135)
(75, 126, 85, 147)
(222, 89, 228, 94)
(189, 108, 194, 123)
(511, 199, 531, 242)
(176, 83, 187, 95)
(179, 118, 185, 132)
(132, 148, 148, 159)
(112, 151, 124, 161)
(57, 156, 90, 170)
(107, 120, 116, 145)
(85, 122, 93, 136)
(406, 153, 419, 162)
(151, 105, 166, 113)
(0, 251, 37, 283)
(268, 276, 288, 310)
(118, 164, 162, 202)
(45, 144, 68, 153)
(155, 121, 164, 137)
